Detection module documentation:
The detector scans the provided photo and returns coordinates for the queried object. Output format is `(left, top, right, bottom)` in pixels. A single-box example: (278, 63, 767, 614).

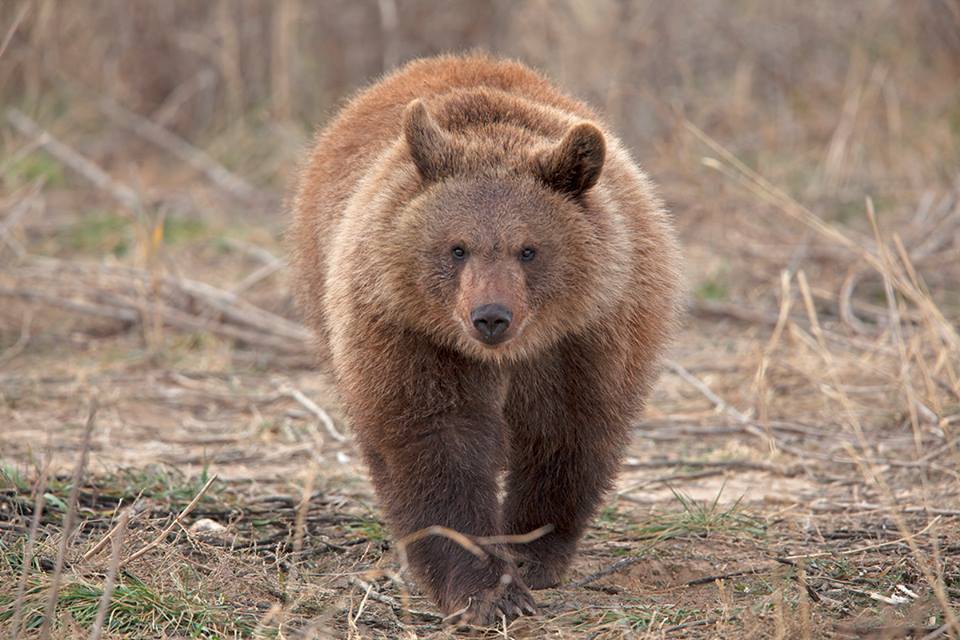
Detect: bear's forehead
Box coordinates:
(418, 193, 584, 255)
(432, 175, 563, 217)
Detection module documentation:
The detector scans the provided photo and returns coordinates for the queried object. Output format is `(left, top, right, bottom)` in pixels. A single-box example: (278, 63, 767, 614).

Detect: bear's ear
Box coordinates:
(403, 99, 457, 183)
(534, 123, 606, 197)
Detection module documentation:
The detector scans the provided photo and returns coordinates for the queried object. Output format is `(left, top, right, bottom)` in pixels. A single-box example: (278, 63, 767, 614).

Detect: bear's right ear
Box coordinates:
(403, 100, 457, 183)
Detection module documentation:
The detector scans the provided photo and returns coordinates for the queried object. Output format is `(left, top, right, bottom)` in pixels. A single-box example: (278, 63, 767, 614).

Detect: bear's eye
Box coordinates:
(519, 247, 537, 262)
(451, 245, 467, 261)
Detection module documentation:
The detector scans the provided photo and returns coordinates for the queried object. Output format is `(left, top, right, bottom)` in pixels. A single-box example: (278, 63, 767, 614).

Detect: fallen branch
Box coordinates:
(3, 256, 312, 353)
(566, 556, 645, 589)
(685, 565, 774, 586)
(664, 359, 750, 424)
(81, 499, 148, 562)
(99, 96, 259, 201)
(6, 108, 142, 212)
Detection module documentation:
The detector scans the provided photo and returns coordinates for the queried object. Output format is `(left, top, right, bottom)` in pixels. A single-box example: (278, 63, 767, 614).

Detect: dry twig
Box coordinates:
(88, 509, 130, 640)
(38, 401, 97, 640)
(345, 575, 443, 622)
(282, 386, 346, 442)
(119, 474, 217, 568)
(10, 462, 50, 640)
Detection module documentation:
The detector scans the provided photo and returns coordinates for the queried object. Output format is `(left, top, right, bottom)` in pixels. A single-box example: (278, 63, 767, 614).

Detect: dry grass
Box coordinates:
(2, 1, 959, 638)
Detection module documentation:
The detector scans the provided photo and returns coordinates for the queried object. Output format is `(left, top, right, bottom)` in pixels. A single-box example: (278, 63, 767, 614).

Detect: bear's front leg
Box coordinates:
(502, 347, 635, 589)
(358, 413, 535, 624)
(501, 426, 625, 589)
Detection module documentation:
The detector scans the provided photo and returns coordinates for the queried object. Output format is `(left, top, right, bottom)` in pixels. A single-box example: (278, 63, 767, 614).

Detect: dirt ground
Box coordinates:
(2, 2, 960, 638)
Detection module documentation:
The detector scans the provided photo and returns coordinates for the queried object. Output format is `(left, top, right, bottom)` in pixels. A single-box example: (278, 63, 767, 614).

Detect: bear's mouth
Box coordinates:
(474, 330, 512, 347)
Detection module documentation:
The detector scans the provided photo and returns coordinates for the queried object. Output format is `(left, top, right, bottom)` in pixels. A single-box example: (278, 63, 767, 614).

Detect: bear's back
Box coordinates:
(314, 55, 594, 184)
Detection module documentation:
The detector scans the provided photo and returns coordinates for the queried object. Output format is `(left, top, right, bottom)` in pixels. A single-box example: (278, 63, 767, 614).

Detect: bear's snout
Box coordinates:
(470, 303, 512, 344)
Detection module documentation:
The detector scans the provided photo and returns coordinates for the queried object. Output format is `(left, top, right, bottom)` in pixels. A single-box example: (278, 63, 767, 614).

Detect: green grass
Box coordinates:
(345, 515, 387, 542)
(0, 463, 31, 493)
(105, 464, 218, 506)
(0, 465, 250, 638)
(695, 276, 729, 302)
(66, 211, 131, 255)
(0, 574, 255, 638)
(60, 211, 210, 256)
(0, 463, 77, 515)
(1, 463, 221, 521)
(574, 603, 706, 633)
(4, 152, 65, 188)
(597, 503, 630, 527)
(633, 487, 765, 542)
(163, 215, 209, 244)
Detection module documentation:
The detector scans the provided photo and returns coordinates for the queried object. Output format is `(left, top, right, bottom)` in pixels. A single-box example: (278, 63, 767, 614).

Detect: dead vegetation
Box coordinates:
(1, 0, 959, 638)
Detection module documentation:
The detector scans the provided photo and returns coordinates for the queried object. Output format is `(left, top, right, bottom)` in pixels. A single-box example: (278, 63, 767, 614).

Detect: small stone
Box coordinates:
(189, 518, 227, 536)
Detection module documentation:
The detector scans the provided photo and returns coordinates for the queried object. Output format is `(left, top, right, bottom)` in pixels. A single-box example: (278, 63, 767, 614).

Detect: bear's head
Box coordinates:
(378, 99, 630, 363)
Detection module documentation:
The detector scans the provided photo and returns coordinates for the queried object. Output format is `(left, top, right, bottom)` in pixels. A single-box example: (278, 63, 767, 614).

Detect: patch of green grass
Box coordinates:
(345, 515, 386, 542)
(60, 212, 209, 256)
(582, 604, 704, 632)
(695, 276, 729, 302)
(597, 503, 629, 527)
(0, 574, 255, 638)
(1, 465, 221, 526)
(734, 577, 775, 596)
(66, 211, 132, 255)
(4, 152, 65, 188)
(163, 215, 209, 244)
(610, 545, 634, 557)
(1, 463, 77, 516)
(634, 487, 765, 541)
(108, 464, 217, 506)
(0, 463, 31, 492)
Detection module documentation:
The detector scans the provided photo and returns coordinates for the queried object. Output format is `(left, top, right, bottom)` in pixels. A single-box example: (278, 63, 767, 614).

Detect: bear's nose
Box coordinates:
(470, 304, 512, 343)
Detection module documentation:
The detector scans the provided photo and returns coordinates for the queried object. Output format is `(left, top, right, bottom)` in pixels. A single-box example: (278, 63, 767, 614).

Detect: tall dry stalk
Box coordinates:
(87, 508, 130, 640)
(38, 400, 97, 640)
(10, 461, 50, 640)
(270, 0, 298, 121)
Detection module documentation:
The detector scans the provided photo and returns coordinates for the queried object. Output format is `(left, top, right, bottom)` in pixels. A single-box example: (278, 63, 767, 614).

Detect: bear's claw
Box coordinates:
(444, 580, 537, 627)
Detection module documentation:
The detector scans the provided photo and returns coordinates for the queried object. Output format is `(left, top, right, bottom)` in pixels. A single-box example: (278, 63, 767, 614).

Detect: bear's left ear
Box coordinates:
(533, 123, 606, 197)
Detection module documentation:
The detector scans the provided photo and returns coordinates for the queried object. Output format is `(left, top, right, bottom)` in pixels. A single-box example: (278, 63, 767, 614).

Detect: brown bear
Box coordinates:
(290, 54, 680, 624)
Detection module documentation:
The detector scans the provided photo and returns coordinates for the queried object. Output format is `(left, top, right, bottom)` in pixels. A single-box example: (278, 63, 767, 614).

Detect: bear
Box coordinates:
(290, 54, 680, 625)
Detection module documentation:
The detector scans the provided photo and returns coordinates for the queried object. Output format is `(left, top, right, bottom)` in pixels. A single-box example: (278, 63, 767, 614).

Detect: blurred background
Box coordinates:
(2, 2, 960, 638)
(2, 1, 959, 324)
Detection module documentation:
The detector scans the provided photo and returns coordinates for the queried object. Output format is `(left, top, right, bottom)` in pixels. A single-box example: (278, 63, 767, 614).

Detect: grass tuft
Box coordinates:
(635, 487, 765, 542)
(0, 574, 256, 638)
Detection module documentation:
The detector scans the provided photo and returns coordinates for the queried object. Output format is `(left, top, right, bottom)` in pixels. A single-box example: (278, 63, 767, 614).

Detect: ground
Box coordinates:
(2, 3, 960, 637)
(2, 170, 957, 637)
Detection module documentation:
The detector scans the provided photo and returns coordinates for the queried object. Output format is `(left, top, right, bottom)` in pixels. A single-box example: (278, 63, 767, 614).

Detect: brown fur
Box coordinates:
(290, 54, 681, 624)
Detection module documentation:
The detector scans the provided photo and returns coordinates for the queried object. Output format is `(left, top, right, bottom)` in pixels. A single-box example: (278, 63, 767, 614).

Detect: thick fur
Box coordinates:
(290, 54, 680, 624)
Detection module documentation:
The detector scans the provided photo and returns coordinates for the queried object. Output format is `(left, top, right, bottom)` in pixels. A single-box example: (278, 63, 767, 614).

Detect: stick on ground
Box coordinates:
(119, 474, 217, 568)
